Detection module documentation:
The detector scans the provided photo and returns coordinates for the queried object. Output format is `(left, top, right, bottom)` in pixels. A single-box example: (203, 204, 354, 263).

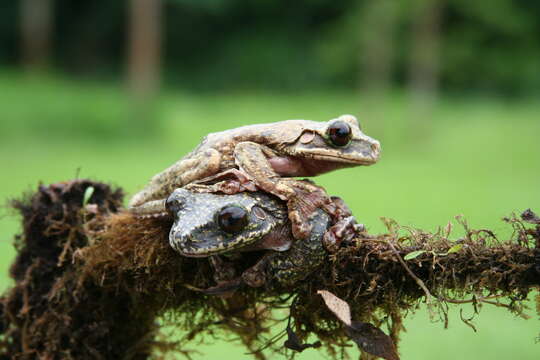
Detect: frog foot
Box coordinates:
(322, 217, 365, 252)
(201, 261, 268, 291)
(209, 255, 237, 284)
(187, 256, 243, 297)
(242, 266, 266, 287)
(326, 196, 354, 220)
(283, 179, 334, 239)
(321, 196, 365, 252)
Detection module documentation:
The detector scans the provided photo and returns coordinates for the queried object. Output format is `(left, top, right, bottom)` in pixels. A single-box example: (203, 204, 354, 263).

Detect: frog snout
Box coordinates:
(172, 230, 188, 243)
(171, 231, 203, 257)
(371, 140, 381, 157)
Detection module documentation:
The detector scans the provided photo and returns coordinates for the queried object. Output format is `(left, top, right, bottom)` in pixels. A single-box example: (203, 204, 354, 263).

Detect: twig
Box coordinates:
(386, 240, 434, 311)
(437, 294, 502, 304)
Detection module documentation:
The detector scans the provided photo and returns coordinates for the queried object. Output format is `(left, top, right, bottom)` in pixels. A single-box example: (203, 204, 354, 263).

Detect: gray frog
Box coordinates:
(131, 115, 380, 239)
(167, 188, 356, 289)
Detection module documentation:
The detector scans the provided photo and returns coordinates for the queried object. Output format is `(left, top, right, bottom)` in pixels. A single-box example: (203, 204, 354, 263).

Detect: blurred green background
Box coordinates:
(0, 0, 539, 359)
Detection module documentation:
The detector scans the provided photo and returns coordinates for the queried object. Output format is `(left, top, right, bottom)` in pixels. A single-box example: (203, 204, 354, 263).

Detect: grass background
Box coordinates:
(0, 72, 539, 359)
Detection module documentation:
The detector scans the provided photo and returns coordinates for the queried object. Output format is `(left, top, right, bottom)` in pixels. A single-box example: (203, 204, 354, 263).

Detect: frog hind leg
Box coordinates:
(129, 148, 221, 208)
(234, 142, 330, 239)
(128, 199, 168, 217)
(185, 168, 258, 194)
(234, 142, 293, 199)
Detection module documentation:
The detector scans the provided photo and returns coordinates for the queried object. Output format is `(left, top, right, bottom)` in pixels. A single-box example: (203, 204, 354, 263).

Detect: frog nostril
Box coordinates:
(371, 142, 381, 153)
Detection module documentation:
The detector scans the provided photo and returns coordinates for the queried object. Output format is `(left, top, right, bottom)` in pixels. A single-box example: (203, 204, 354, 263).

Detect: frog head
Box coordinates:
(167, 188, 289, 257)
(280, 115, 381, 169)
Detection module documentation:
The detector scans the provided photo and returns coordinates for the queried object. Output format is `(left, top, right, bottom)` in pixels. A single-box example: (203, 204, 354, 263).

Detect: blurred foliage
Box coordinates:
(1, 0, 540, 94)
(0, 72, 132, 140)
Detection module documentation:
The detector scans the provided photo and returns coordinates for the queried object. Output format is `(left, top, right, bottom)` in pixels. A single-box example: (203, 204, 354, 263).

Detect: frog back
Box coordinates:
(149, 120, 314, 181)
(129, 119, 323, 207)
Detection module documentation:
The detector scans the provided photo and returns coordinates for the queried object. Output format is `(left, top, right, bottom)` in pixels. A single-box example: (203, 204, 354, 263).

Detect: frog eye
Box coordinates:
(217, 205, 249, 234)
(327, 121, 352, 147)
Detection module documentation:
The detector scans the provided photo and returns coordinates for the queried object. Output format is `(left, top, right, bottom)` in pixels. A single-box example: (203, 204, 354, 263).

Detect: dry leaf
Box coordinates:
(317, 290, 351, 326)
(317, 290, 400, 360)
(346, 321, 400, 360)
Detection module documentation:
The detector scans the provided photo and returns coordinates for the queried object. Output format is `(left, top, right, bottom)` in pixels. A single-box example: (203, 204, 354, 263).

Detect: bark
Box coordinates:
(358, 0, 402, 134)
(20, 0, 53, 71)
(359, 0, 400, 96)
(407, 0, 443, 112)
(127, 0, 162, 130)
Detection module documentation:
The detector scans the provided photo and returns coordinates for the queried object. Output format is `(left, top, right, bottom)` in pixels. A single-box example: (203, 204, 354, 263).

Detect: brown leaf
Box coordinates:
(318, 290, 399, 360)
(317, 290, 351, 326)
(345, 321, 400, 360)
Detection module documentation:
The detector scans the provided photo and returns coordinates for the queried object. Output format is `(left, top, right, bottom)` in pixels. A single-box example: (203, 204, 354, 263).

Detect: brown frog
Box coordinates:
(129, 115, 380, 238)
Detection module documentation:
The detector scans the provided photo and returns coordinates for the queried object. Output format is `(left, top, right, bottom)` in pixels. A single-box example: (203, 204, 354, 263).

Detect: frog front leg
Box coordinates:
(186, 255, 243, 296)
(234, 142, 331, 239)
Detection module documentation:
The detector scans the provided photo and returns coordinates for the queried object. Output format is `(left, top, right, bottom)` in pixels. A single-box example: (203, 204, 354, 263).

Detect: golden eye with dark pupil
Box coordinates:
(218, 206, 249, 234)
(327, 121, 352, 147)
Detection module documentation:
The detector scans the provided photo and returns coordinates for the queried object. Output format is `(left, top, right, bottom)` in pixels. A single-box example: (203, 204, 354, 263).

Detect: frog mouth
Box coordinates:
(311, 153, 379, 164)
(175, 236, 239, 257)
(292, 137, 381, 165)
(301, 149, 380, 165)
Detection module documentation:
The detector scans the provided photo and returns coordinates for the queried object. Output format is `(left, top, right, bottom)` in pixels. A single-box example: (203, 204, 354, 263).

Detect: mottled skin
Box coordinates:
(167, 188, 291, 257)
(241, 207, 331, 288)
(130, 115, 380, 238)
(167, 188, 357, 288)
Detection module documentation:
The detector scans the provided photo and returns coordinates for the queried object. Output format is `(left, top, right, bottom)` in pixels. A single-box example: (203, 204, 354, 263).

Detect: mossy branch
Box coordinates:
(1, 180, 539, 359)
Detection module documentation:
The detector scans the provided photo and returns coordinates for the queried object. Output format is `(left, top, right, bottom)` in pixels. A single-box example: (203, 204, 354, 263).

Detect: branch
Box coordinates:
(1, 180, 538, 359)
